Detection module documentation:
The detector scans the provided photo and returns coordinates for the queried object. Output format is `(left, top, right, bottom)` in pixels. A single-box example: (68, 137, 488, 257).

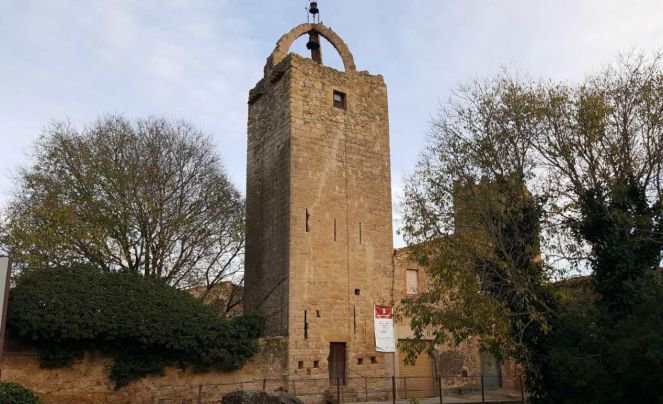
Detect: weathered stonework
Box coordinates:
(393, 248, 480, 380)
(244, 22, 395, 398)
(264, 24, 357, 75)
(0, 338, 288, 403)
(393, 247, 522, 393)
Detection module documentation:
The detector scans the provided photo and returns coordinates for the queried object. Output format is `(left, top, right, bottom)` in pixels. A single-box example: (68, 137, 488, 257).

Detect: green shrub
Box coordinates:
(7, 264, 265, 388)
(0, 382, 41, 404)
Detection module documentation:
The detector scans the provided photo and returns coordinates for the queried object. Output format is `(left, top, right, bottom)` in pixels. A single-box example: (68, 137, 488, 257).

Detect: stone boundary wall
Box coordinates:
(0, 337, 288, 404)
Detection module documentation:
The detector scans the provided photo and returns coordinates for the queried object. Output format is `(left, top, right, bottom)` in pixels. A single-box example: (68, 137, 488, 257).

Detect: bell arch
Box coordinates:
(265, 23, 357, 74)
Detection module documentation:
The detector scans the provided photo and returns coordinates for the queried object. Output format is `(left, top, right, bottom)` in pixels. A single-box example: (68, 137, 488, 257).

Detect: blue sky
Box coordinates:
(1, 0, 663, 247)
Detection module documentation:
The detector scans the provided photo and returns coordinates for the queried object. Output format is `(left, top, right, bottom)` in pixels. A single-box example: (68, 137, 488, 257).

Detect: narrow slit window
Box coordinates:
(334, 219, 337, 241)
(333, 90, 346, 109)
(359, 222, 362, 245)
(353, 305, 357, 334)
(306, 209, 310, 233)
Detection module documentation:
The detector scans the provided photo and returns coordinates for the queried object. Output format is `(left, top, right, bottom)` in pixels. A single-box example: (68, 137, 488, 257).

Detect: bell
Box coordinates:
(306, 32, 320, 50)
(306, 30, 322, 64)
(309, 2, 319, 15)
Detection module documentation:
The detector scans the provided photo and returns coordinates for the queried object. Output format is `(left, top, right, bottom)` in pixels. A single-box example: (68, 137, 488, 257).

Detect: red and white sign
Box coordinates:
(374, 305, 395, 352)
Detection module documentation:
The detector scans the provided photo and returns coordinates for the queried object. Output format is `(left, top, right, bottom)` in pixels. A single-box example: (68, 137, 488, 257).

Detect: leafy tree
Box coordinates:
(535, 55, 663, 312)
(0, 116, 244, 303)
(400, 75, 553, 368)
(7, 264, 265, 388)
(402, 54, 663, 402)
(527, 56, 663, 402)
(529, 273, 663, 404)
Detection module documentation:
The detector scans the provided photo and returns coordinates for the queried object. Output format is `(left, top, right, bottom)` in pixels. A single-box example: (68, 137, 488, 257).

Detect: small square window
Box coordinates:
(313, 360, 320, 368)
(370, 356, 377, 364)
(333, 90, 346, 109)
(357, 358, 364, 365)
(298, 361, 304, 369)
(354, 289, 361, 296)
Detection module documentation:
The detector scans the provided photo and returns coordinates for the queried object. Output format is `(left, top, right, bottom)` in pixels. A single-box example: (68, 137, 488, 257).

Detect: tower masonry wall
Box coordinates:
(286, 54, 395, 388)
(245, 59, 293, 336)
(245, 42, 396, 398)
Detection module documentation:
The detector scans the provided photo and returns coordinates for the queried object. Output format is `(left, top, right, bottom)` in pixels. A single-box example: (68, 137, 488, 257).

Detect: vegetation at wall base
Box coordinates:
(0, 381, 42, 404)
(7, 264, 265, 388)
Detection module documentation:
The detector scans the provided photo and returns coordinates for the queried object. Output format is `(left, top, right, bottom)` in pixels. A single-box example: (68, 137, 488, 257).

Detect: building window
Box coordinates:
(406, 269, 419, 295)
(333, 90, 346, 109)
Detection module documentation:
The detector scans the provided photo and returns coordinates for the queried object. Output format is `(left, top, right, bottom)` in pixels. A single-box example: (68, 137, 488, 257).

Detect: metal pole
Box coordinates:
(392, 376, 397, 404)
(197, 384, 202, 404)
(438, 376, 443, 404)
(520, 375, 525, 403)
(342, 379, 345, 404)
(481, 376, 485, 403)
(337, 378, 341, 404)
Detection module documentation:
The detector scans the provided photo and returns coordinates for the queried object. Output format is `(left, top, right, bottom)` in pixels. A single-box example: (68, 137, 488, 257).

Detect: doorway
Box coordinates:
(398, 340, 436, 398)
(480, 351, 503, 389)
(328, 342, 346, 385)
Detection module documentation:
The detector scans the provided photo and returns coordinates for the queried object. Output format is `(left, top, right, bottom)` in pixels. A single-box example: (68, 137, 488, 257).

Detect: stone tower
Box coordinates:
(244, 21, 395, 387)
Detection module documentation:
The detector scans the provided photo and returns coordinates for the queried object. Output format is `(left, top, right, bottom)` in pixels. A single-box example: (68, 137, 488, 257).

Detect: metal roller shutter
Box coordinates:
(398, 341, 436, 398)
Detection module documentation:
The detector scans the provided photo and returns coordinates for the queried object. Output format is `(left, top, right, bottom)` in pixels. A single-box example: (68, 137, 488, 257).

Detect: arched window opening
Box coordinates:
(290, 33, 345, 72)
(265, 23, 357, 75)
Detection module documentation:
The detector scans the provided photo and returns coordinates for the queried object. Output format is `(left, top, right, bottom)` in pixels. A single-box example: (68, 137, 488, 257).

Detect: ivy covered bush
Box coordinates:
(7, 264, 265, 388)
(0, 381, 42, 403)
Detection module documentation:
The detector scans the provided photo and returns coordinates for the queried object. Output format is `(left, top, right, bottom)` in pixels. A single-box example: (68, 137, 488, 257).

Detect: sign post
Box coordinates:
(374, 305, 396, 353)
(0, 256, 12, 364)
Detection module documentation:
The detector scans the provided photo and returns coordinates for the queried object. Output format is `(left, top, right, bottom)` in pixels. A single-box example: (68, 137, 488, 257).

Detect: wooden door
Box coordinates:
(328, 342, 346, 385)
